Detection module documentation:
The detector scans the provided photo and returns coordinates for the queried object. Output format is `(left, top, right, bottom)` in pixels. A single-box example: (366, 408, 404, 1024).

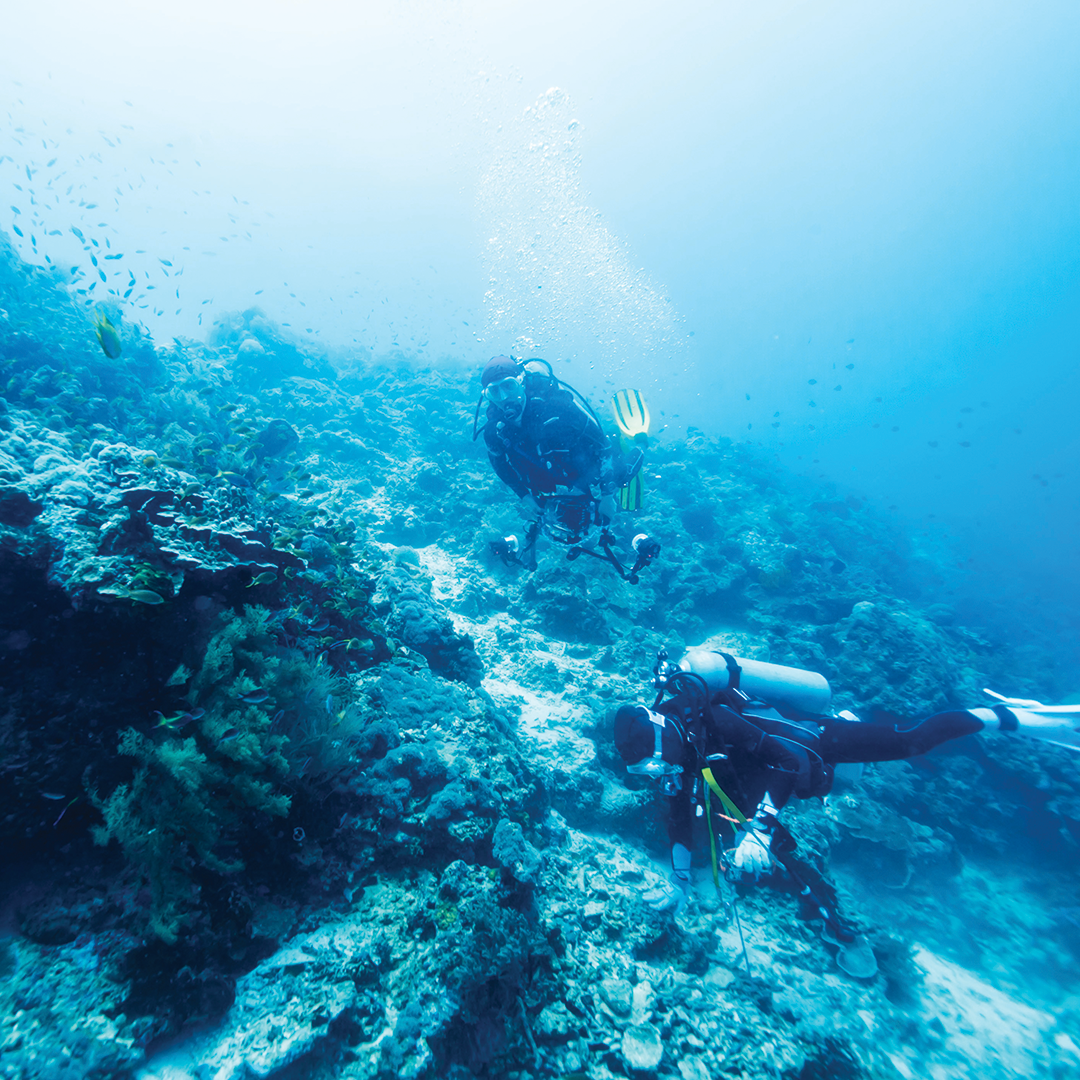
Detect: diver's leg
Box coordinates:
(820, 711, 986, 763)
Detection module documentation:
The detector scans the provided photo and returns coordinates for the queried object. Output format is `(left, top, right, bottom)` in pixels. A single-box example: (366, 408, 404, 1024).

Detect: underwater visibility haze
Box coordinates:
(1, 2, 1080, 1078)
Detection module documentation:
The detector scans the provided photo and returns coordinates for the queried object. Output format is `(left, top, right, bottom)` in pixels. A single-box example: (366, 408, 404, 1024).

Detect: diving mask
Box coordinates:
(487, 374, 525, 414)
(625, 710, 684, 778)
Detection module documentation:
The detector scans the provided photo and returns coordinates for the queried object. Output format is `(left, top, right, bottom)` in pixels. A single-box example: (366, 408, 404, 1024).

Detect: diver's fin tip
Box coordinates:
(612, 388, 651, 439)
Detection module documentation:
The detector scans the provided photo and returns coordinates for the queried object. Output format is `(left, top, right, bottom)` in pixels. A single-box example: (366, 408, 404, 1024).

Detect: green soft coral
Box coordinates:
(89, 603, 387, 940)
(90, 608, 295, 941)
(91, 729, 247, 942)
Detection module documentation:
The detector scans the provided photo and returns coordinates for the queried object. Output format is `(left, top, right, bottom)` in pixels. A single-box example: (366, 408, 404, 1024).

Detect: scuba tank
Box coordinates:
(678, 649, 832, 715)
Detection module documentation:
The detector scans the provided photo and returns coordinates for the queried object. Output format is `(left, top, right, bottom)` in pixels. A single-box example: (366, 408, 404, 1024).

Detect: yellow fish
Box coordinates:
(94, 312, 122, 359)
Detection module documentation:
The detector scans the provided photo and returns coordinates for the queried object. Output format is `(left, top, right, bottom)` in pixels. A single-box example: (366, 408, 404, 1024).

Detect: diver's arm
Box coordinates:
(643, 790, 693, 914)
(486, 446, 530, 499)
(667, 781, 694, 851)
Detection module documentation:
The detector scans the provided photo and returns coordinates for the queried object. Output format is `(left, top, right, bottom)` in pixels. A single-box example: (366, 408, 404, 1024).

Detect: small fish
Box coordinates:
(307, 614, 330, 633)
(325, 694, 334, 714)
(239, 688, 270, 704)
(127, 588, 165, 605)
(216, 470, 251, 488)
(219, 727, 240, 742)
(40, 791, 67, 801)
(93, 311, 122, 358)
(153, 710, 195, 730)
(52, 796, 78, 827)
(270, 710, 285, 726)
(247, 571, 278, 587)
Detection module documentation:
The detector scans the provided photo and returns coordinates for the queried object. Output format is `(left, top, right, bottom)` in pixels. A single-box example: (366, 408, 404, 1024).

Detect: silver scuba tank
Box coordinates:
(678, 648, 832, 714)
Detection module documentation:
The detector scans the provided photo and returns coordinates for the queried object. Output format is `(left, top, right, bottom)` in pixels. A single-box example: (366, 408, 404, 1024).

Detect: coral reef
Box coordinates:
(1, 233, 1078, 1080)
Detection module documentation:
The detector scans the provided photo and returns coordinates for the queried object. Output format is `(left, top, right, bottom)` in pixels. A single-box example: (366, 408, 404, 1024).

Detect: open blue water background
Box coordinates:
(3, 0, 1078, 674)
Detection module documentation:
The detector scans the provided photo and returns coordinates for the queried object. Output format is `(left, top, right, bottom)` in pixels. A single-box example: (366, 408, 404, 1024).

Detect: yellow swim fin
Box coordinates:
(618, 470, 644, 512)
(612, 389, 650, 443)
(612, 389, 650, 512)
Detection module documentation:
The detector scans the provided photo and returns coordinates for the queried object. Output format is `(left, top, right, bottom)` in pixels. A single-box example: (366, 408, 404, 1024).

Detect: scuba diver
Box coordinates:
(473, 355, 659, 582)
(613, 647, 1080, 971)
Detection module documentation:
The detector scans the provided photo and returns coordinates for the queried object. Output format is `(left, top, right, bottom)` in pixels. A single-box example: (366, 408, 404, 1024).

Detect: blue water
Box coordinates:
(3, 0, 1079, 670)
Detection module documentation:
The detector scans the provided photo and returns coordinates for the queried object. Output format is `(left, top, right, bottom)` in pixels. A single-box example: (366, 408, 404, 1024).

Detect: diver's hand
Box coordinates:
(643, 842, 691, 913)
(733, 825, 773, 877)
(642, 871, 690, 914)
(518, 494, 542, 519)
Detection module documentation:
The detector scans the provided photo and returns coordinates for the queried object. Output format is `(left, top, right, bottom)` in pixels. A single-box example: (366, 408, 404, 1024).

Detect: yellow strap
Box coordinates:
(701, 768, 748, 889)
(702, 768, 747, 822)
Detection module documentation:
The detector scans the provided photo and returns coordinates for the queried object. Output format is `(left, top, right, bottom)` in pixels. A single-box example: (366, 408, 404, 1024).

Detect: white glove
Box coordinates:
(597, 493, 618, 524)
(642, 875, 689, 914)
(642, 843, 691, 914)
(518, 494, 542, 519)
(732, 796, 778, 877)
(733, 825, 773, 877)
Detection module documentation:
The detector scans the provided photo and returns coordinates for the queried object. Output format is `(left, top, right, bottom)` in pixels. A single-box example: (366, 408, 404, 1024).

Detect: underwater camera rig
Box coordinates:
(490, 520, 541, 572)
(566, 529, 660, 584)
(489, 494, 660, 583)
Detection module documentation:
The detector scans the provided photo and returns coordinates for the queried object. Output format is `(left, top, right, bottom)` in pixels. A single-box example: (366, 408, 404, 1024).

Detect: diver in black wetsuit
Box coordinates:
(612, 648, 1080, 935)
(473, 355, 656, 579)
(479, 354, 616, 516)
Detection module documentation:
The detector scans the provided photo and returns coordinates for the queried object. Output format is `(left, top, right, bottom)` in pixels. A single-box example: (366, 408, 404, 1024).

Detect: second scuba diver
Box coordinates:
(613, 647, 1080, 972)
(473, 354, 659, 582)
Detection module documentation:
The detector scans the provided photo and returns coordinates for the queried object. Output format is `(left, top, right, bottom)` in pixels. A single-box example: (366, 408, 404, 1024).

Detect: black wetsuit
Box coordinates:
(483, 368, 613, 501)
(658, 692, 983, 853)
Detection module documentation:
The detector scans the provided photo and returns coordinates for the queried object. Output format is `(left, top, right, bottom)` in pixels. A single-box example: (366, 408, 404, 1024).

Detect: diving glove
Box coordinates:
(733, 795, 778, 877)
(642, 843, 691, 914)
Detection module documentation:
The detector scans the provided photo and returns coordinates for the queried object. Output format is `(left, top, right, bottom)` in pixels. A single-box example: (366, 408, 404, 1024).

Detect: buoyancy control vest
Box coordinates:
(657, 649, 835, 800)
